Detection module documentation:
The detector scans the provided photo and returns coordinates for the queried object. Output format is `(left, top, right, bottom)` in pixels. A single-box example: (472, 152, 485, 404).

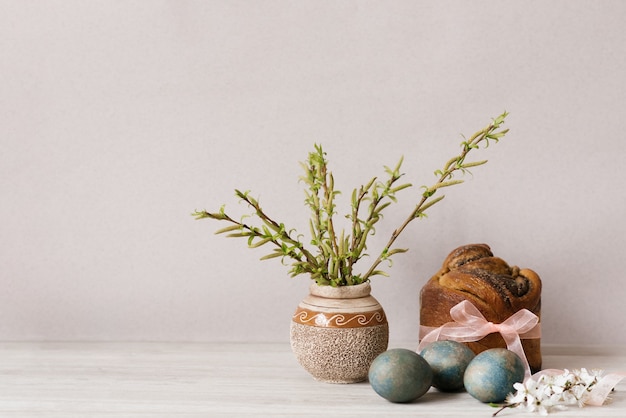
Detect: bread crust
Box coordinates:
(420, 243, 542, 372)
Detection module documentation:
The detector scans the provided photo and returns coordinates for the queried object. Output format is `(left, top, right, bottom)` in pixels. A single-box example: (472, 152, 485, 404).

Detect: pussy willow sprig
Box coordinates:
(193, 112, 509, 286)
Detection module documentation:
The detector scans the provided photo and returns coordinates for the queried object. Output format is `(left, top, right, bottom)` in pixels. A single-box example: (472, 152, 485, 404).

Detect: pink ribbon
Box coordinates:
(417, 300, 541, 378)
(587, 372, 626, 406)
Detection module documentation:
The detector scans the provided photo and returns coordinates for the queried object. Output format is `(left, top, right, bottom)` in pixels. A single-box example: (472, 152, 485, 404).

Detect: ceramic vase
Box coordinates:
(290, 281, 389, 383)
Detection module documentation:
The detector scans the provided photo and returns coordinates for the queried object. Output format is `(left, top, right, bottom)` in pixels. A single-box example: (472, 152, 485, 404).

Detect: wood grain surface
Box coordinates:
(0, 342, 624, 417)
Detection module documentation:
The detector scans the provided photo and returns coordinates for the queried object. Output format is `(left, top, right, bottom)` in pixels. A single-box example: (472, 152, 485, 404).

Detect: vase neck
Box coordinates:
(309, 282, 371, 299)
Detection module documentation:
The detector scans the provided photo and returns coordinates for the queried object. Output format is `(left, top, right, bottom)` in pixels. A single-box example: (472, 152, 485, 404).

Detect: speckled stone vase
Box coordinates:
(290, 281, 389, 383)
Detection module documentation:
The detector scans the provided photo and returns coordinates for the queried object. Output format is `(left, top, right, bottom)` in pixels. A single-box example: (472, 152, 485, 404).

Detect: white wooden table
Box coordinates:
(0, 342, 624, 417)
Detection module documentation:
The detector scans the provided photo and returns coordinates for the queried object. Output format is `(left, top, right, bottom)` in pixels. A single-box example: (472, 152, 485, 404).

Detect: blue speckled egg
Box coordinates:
(368, 348, 433, 403)
(463, 348, 525, 403)
(420, 340, 476, 392)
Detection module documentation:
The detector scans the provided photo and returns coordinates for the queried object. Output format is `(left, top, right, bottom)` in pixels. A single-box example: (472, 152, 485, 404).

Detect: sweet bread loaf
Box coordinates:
(420, 243, 542, 372)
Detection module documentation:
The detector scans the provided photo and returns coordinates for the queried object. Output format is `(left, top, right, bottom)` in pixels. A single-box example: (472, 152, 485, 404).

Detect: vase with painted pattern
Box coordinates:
(290, 281, 389, 383)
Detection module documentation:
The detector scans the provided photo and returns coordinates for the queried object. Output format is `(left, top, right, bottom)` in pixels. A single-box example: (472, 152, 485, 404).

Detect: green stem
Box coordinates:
(361, 114, 507, 281)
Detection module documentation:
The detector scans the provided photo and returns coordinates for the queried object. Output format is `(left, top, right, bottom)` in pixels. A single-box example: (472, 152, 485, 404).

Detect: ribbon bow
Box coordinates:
(417, 300, 541, 378)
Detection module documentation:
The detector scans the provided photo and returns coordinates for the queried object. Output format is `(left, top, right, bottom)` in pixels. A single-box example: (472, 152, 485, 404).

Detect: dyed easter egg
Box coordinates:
(368, 348, 433, 403)
(463, 348, 525, 403)
(420, 340, 476, 391)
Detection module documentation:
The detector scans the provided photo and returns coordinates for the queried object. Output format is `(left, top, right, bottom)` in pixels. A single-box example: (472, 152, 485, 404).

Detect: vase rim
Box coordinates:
(309, 281, 371, 299)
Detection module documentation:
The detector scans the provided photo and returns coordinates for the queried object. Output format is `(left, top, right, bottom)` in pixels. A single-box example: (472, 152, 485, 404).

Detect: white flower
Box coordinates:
(505, 382, 528, 404)
(494, 368, 606, 416)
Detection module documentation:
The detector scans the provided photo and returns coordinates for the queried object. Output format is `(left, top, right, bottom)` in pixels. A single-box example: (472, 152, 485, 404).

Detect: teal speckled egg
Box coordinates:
(464, 348, 525, 403)
(368, 348, 433, 403)
(420, 340, 476, 392)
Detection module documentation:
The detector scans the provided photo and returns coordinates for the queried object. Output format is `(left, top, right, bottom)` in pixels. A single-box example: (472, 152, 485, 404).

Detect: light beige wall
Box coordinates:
(2, 0, 625, 345)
